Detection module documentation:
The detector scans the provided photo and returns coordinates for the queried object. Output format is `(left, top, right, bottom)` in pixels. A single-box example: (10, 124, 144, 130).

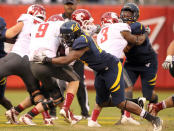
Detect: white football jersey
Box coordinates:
(11, 14, 44, 57)
(29, 21, 64, 61)
(97, 23, 131, 59)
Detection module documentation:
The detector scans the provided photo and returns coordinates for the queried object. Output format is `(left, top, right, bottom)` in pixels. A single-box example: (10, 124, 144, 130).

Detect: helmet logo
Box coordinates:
(75, 13, 85, 22)
(71, 23, 80, 32)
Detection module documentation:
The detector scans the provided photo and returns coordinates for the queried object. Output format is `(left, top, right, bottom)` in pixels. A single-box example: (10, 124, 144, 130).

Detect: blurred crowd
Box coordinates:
(0, 0, 174, 5)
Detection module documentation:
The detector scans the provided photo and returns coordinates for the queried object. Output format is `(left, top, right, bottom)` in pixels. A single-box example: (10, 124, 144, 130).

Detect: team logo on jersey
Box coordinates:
(71, 23, 80, 32)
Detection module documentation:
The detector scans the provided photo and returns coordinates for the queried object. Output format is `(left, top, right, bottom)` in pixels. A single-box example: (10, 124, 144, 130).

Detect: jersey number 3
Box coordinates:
(35, 23, 49, 38)
(100, 27, 109, 43)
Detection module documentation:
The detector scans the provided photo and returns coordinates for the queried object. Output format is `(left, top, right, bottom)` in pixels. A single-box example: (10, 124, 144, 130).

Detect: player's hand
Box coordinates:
(162, 55, 173, 69)
(145, 25, 151, 35)
(33, 53, 46, 63)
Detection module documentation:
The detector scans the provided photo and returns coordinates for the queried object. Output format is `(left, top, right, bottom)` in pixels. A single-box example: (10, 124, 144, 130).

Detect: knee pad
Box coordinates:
(42, 97, 64, 111)
(30, 90, 43, 105)
(172, 95, 174, 103)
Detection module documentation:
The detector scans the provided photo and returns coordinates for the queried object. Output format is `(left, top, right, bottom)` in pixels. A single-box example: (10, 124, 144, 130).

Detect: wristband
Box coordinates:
(43, 57, 52, 64)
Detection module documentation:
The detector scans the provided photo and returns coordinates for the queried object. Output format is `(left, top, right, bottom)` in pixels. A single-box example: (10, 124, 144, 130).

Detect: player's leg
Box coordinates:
(73, 60, 90, 118)
(88, 72, 106, 127)
(0, 77, 13, 110)
(109, 61, 162, 131)
(142, 57, 158, 104)
(116, 65, 140, 125)
(148, 95, 174, 116)
(19, 83, 64, 125)
(30, 63, 80, 124)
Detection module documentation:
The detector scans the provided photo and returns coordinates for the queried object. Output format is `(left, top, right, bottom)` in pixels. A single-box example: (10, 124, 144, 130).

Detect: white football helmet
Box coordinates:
(71, 9, 96, 35)
(47, 14, 64, 22)
(27, 4, 46, 20)
(101, 12, 119, 27)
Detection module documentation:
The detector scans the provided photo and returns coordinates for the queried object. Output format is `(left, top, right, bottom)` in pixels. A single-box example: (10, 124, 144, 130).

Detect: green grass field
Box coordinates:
(0, 90, 174, 131)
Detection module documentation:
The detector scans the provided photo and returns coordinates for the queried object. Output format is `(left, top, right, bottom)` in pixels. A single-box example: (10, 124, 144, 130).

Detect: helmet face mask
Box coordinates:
(60, 33, 76, 47)
(120, 3, 139, 22)
(60, 20, 82, 47)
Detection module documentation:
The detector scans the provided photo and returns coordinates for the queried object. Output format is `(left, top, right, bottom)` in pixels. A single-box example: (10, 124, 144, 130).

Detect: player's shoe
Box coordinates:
(152, 117, 163, 131)
(5, 107, 19, 124)
(74, 114, 90, 120)
(73, 115, 83, 121)
(59, 108, 79, 125)
(88, 119, 101, 127)
(19, 114, 36, 125)
(147, 103, 158, 116)
(138, 97, 146, 109)
(50, 115, 58, 120)
(120, 115, 140, 125)
(44, 118, 54, 126)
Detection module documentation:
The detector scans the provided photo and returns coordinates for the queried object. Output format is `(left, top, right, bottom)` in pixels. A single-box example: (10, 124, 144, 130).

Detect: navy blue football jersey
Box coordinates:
(125, 22, 157, 64)
(72, 33, 118, 71)
(0, 17, 7, 58)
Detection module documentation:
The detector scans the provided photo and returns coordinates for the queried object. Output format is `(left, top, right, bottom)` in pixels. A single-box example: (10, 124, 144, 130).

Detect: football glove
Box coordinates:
(162, 55, 173, 69)
(145, 25, 151, 35)
(33, 53, 52, 64)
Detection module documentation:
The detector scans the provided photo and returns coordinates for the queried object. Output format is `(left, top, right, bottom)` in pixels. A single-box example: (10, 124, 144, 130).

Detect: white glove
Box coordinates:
(145, 25, 151, 35)
(162, 55, 173, 69)
(33, 52, 46, 64)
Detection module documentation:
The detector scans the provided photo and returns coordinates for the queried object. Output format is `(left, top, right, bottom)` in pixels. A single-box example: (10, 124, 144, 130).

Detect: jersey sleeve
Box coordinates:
(17, 14, 31, 23)
(130, 22, 145, 35)
(72, 36, 89, 50)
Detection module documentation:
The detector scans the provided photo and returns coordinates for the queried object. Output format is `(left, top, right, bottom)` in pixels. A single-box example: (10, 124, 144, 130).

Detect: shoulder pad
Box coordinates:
(72, 35, 89, 50)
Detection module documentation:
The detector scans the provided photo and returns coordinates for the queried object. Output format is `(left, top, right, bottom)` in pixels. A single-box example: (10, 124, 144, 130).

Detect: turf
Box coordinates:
(0, 90, 174, 131)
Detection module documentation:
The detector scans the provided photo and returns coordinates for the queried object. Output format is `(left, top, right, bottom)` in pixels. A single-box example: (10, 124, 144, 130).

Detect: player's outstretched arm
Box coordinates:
(5, 22, 24, 39)
(121, 30, 146, 45)
(52, 47, 89, 65)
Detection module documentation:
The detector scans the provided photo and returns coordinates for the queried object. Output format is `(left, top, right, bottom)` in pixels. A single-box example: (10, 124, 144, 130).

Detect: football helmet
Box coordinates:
(27, 4, 46, 20)
(71, 9, 95, 34)
(60, 20, 82, 47)
(47, 14, 64, 22)
(101, 12, 119, 26)
(120, 3, 139, 22)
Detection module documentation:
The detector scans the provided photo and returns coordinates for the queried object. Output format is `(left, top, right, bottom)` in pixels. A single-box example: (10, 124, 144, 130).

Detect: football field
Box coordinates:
(0, 90, 174, 131)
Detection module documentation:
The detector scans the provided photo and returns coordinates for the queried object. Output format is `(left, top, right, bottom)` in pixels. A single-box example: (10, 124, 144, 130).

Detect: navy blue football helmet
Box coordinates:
(60, 20, 82, 47)
(120, 3, 139, 22)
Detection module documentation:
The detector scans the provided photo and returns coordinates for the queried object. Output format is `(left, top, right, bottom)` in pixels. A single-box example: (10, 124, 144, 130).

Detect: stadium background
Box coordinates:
(0, 3, 174, 90)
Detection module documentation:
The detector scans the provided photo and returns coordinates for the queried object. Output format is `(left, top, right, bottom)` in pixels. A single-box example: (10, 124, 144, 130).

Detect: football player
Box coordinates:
(2, 4, 53, 125)
(116, 2, 159, 125)
(57, 0, 91, 119)
(17, 15, 80, 125)
(0, 17, 13, 118)
(147, 40, 174, 116)
(97, 11, 146, 125)
(33, 20, 163, 131)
